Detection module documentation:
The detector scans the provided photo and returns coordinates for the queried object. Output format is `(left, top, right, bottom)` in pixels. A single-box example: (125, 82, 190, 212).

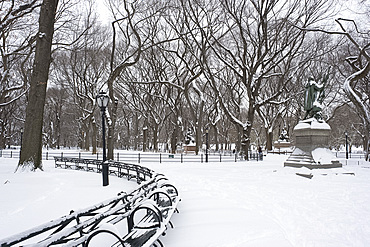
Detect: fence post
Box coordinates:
(181, 153, 183, 163)
(0, 149, 2, 157)
(138, 153, 141, 163)
(117, 153, 119, 161)
(11, 151, 12, 158)
(46, 152, 49, 160)
(201, 154, 203, 163)
(235, 153, 237, 162)
(220, 153, 222, 162)
(160, 153, 162, 163)
(79, 152, 81, 160)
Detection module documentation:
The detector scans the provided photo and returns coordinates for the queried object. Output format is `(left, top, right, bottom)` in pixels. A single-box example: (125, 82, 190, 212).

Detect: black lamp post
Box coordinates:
(96, 91, 110, 186)
(345, 132, 348, 160)
(206, 127, 209, 163)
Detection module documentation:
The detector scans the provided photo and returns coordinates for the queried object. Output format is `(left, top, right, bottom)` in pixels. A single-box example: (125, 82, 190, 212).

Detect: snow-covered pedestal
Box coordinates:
(284, 118, 342, 169)
(274, 128, 291, 151)
(184, 144, 196, 154)
(274, 140, 291, 149)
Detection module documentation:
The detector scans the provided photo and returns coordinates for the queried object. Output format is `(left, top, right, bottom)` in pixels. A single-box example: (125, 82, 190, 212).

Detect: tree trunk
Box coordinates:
(242, 108, 255, 160)
(195, 124, 201, 155)
(235, 124, 241, 152)
(0, 124, 6, 149)
(266, 128, 273, 151)
(363, 126, 369, 161)
(213, 124, 219, 152)
(56, 112, 61, 149)
(107, 99, 118, 160)
(125, 118, 130, 150)
(84, 126, 90, 151)
(143, 126, 148, 152)
(18, 0, 58, 170)
(241, 126, 254, 160)
(133, 113, 139, 150)
(170, 126, 178, 154)
(153, 124, 158, 152)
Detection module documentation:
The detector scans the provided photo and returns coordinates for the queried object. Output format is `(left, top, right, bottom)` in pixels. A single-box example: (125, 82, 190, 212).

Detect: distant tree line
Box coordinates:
(0, 0, 368, 169)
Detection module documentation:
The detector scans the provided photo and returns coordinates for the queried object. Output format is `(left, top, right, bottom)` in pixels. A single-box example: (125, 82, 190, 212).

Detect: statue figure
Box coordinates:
(278, 128, 289, 141)
(184, 128, 194, 145)
(303, 73, 329, 120)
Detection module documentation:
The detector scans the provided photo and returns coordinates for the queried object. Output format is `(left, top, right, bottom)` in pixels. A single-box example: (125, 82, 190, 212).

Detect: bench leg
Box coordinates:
(154, 239, 164, 247)
(168, 220, 174, 229)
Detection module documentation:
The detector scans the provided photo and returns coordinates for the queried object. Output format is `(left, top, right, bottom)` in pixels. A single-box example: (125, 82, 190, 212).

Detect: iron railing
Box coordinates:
(0, 149, 241, 163)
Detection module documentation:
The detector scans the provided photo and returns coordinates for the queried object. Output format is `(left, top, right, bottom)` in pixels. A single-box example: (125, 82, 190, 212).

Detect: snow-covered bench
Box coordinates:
(53, 157, 153, 183)
(1, 161, 180, 247)
(85, 182, 180, 247)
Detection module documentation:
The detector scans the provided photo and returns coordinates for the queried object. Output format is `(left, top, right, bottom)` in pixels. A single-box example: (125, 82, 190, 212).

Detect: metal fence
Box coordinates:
(3, 149, 365, 163)
(0, 149, 241, 163)
(334, 151, 368, 160)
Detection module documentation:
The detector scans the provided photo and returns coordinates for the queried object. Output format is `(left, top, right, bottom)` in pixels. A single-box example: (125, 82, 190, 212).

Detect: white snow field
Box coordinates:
(1, 153, 370, 247)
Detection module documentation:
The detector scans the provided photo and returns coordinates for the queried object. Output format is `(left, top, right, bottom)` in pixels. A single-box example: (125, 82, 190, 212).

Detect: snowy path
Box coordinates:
(146, 155, 370, 247)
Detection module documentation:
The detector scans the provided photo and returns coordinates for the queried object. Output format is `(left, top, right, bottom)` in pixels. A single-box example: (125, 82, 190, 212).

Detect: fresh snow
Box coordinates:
(312, 148, 338, 164)
(0, 159, 137, 239)
(1, 154, 370, 246)
(294, 118, 331, 130)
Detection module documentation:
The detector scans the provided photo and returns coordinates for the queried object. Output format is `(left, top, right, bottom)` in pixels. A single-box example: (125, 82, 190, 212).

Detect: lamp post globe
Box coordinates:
(96, 91, 109, 109)
(96, 91, 110, 186)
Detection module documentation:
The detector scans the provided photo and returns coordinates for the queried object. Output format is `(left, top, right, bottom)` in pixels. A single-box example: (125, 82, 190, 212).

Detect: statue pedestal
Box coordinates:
(284, 118, 342, 169)
(274, 140, 291, 149)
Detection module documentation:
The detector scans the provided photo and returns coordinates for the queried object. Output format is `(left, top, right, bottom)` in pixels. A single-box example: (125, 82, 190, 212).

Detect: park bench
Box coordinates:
(1, 159, 180, 247)
(86, 182, 180, 247)
(248, 151, 264, 161)
(53, 157, 153, 183)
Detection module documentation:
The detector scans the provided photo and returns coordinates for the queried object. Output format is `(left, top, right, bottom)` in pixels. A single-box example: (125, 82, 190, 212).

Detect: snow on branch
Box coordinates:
(343, 62, 370, 123)
(206, 73, 250, 130)
(0, 0, 40, 33)
(126, 80, 185, 91)
(191, 80, 205, 102)
(0, 87, 29, 107)
(293, 18, 369, 59)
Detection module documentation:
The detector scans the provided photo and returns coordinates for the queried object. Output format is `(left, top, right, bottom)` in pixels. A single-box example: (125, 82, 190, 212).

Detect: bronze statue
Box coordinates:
(303, 73, 329, 120)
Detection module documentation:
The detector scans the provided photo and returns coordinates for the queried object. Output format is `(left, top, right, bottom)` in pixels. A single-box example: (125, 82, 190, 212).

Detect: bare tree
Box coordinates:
(203, 0, 334, 159)
(53, 22, 110, 152)
(18, 0, 59, 170)
(0, 1, 41, 149)
(297, 15, 369, 160)
(104, 0, 182, 158)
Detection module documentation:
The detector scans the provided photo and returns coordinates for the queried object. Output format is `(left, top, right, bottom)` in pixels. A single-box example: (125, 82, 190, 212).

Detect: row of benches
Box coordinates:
(54, 157, 153, 183)
(0, 158, 180, 247)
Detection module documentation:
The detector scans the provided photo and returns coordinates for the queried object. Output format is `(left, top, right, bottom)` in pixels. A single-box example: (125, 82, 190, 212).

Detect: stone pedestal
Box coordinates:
(274, 140, 291, 149)
(284, 118, 342, 169)
(184, 145, 196, 154)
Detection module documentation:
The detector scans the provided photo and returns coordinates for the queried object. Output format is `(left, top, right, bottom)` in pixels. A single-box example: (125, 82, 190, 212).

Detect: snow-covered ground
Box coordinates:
(1, 153, 370, 246)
